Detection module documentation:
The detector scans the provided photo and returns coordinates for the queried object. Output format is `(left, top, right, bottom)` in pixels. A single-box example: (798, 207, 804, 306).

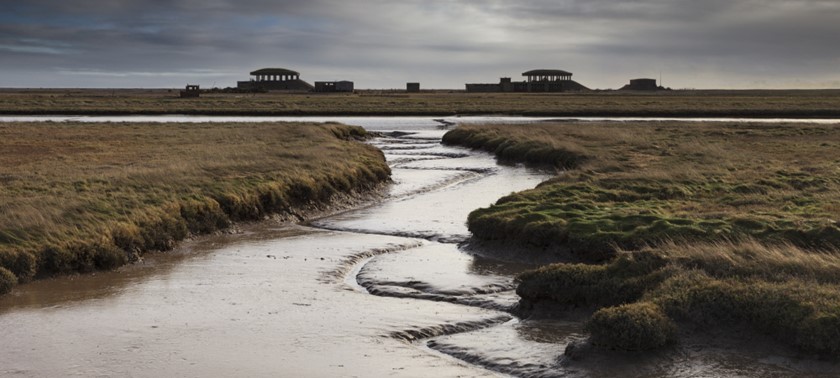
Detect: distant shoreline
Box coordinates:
(2, 88, 840, 118)
(3, 109, 840, 118)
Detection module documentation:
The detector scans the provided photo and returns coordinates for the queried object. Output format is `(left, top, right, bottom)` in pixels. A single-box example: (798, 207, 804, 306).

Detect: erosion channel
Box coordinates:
(1, 118, 837, 377)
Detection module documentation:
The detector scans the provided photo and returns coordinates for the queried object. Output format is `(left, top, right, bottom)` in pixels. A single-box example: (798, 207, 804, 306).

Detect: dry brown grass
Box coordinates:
(0, 121, 389, 292)
(2, 89, 840, 116)
(650, 239, 840, 284)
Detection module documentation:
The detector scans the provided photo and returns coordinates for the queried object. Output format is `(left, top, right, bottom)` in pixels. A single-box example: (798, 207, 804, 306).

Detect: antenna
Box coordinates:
(659, 71, 663, 88)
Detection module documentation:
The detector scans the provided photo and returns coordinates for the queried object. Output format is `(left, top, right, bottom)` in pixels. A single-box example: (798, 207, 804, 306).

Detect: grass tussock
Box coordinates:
(518, 241, 840, 354)
(0, 267, 16, 295)
(0, 121, 389, 292)
(586, 302, 677, 351)
(445, 121, 840, 355)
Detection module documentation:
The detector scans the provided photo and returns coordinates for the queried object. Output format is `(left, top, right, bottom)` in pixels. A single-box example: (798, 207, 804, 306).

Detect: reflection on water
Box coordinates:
(0, 226, 311, 314)
(1, 117, 839, 377)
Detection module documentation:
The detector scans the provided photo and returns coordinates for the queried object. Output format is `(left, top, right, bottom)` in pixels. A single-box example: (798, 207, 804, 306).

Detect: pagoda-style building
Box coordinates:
(237, 68, 314, 91)
(522, 69, 573, 82)
(466, 69, 589, 92)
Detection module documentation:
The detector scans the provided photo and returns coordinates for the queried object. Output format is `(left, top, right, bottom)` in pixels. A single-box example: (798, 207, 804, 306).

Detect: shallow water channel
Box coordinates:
(2, 118, 840, 377)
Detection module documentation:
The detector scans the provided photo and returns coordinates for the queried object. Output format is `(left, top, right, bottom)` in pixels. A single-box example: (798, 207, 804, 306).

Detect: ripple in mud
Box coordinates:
(377, 143, 442, 151)
(386, 169, 480, 199)
(312, 163, 549, 243)
(318, 240, 425, 285)
(357, 244, 517, 294)
(356, 243, 523, 311)
(387, 155, 447, 166)
(386, 151, 473, 158)
(391, 315, 513, 342)
(397, 153, 507, 172)
(426, 319, 584, 378)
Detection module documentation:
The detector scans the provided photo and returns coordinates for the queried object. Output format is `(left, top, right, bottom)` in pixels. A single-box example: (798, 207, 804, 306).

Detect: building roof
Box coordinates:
(522, 69, 573, 76)
(250, 68, 299, 76)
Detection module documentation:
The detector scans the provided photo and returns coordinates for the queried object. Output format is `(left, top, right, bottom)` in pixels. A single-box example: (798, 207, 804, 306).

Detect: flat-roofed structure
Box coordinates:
(314, 81, 354, 92)
(237, 68, 314, 91)
(620, 78, 660, 91)
(406, 82, 420, 92)
(179, 84, 200, 98)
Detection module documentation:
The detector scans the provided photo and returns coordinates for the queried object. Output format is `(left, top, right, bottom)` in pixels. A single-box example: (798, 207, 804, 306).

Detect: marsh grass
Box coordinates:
(2, 89, 840, 117)
(445, 122, 840, 261)
(520, 241, 840, 353)
(0, 121, 389, 294)
(445, 121, 840, 354)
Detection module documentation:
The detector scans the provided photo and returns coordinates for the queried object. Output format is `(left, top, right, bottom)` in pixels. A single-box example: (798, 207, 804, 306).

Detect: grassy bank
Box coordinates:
(0, 121, 389, 294)
(2, 89, 840, 117)
(443, 121, 840, 354)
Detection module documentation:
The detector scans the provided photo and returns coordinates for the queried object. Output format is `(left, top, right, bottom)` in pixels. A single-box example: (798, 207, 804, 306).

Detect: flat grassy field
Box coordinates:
(2, 89, 840, 117)
(0, 121, 389, 294)
(443, 121, 840, 355)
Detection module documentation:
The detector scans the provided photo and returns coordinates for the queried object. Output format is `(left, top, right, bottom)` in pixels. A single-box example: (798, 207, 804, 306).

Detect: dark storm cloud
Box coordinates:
(1, 0, 839, 88)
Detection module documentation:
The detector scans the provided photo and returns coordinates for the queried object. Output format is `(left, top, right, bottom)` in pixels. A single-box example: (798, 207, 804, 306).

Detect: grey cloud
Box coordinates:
(1, 0, 839, 89)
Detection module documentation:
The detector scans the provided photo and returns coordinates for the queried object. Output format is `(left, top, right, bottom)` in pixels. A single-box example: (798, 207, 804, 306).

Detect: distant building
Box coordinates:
(466, 69, 588, 92)
(620, 78, 660, 91)
(180, 84, 200, 98)
(406, 82, 420, 92)
(314, 81, 354, 92)
(237, 68, 314, 91)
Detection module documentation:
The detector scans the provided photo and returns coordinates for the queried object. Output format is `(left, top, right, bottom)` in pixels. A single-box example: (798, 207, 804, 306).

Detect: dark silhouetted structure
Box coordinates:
(314, 81, 354, 92)
(522, 69, 573, 82)
(406, 83, 420, 92)
(466, 69, 588, 92)
(180, 84, 200, 98)
(237, 68, 314, 91)
(620, 78, 660, 91)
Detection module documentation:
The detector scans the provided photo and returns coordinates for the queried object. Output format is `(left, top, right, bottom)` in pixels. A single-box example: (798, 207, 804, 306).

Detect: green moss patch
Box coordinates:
(446, 122, 840, 260)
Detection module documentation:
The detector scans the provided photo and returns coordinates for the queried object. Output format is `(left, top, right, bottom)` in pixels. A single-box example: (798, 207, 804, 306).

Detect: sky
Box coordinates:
(2, 0, 839, 89)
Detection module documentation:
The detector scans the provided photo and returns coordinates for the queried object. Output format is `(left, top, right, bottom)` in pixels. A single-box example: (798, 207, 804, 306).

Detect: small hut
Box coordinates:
(314, 81, 354, 92)
(620, 78, 660, 91)
(180, 84, 200, 98)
